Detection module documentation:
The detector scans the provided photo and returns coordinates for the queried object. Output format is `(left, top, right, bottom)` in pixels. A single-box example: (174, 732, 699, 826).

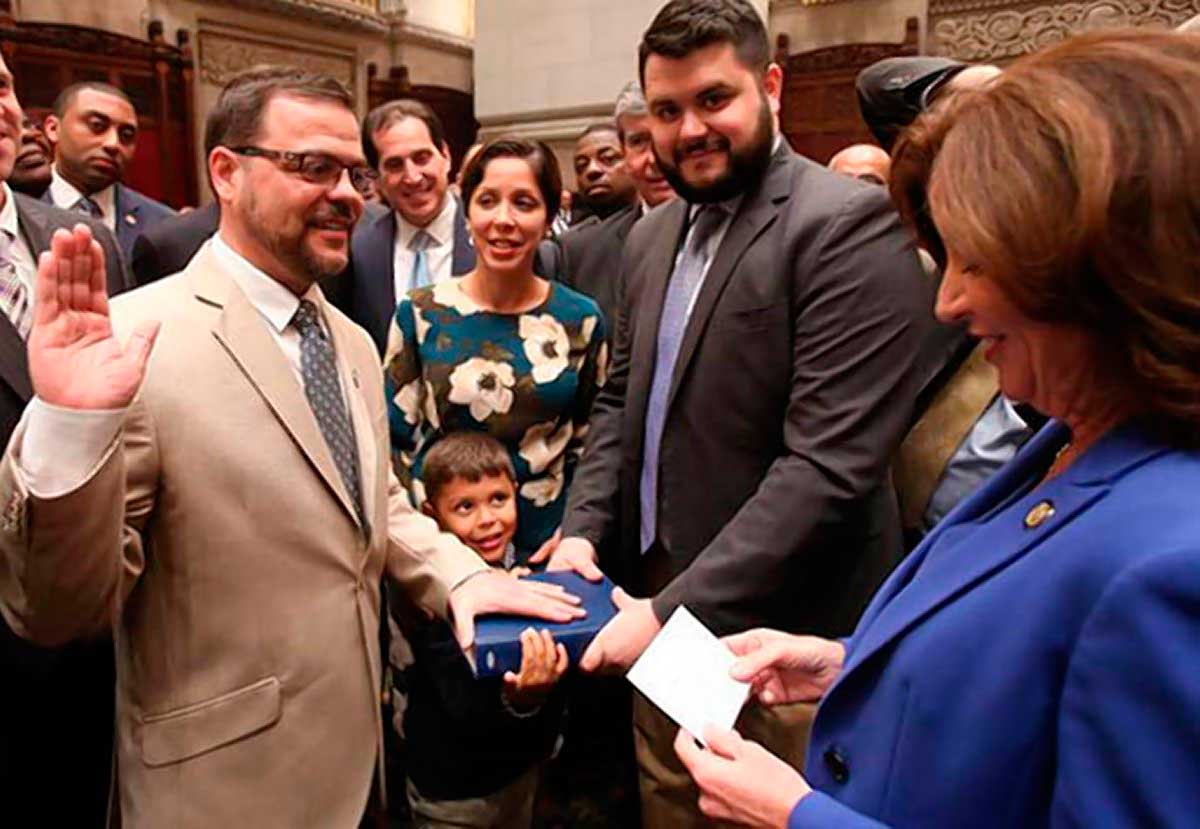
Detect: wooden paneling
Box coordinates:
(0, 18, 198, 208)
(779, 18, 919, 164)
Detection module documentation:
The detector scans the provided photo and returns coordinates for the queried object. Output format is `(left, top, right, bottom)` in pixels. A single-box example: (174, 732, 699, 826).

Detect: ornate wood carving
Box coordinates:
(198, 29, 356, 89)
(202, 0, 387, 34)
(779, 18, 919, 163)
(930, 0, 1200, 62)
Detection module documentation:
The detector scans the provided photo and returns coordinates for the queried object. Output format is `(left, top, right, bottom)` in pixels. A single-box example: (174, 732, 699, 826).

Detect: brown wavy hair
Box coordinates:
(891, 28, 1200, 447)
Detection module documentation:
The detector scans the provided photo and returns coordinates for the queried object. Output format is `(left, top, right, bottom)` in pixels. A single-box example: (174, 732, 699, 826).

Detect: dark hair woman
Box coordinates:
(384, 137, 607, 558)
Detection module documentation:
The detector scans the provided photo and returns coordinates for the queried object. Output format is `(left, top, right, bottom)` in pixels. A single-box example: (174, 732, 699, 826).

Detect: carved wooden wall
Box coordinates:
(930, 0, 1200, 63)
(368, 64, 479, 175)
(0, 19, 198, 208)
(779, 18, 919, 164)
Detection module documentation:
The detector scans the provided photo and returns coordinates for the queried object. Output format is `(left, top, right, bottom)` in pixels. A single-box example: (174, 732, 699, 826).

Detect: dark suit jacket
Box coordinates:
(798, 422, 1200, 828)
(336, 198, 475, 355)
(542, 205, 638, 337)
(130, 201, 219, 286)
(562, 145, 935, 637)
(0, 191, 129, 826)
(45, 182, 175, 267)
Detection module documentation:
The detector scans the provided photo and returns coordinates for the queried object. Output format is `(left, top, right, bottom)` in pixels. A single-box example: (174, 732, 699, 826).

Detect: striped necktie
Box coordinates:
(0, 230, 31, 340)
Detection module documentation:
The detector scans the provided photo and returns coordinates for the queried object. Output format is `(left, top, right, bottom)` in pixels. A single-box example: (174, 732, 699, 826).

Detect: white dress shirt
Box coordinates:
(392, 193, 458, 300)
(20, 233, 346, 498)
(48, 167, 116, 234)
(0, 183, 38, 302)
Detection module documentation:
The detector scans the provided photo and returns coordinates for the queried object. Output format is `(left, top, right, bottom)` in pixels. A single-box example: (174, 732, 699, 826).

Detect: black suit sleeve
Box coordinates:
(93, 223, 133, 295)
(129, 233, 162, 289)
(652, 187, 932, 629)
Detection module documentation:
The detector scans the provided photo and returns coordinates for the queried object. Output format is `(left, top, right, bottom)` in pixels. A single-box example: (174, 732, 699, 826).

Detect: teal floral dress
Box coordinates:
(384, 278, 608, 557)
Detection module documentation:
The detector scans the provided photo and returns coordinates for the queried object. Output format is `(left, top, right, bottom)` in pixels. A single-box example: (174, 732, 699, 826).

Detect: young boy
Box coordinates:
(401, 431, 568, 828)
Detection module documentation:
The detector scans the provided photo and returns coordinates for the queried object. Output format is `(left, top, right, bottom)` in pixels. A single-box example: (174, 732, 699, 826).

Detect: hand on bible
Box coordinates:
(28, 225, 159, 409)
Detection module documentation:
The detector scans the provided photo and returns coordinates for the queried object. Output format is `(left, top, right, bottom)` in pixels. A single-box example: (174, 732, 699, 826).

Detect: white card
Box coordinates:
(627, 606, 750, 745)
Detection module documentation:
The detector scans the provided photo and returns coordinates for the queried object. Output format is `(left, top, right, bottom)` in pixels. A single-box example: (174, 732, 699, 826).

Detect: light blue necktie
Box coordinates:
(639, 205, 726, 553)
(409, 230, 434, 290)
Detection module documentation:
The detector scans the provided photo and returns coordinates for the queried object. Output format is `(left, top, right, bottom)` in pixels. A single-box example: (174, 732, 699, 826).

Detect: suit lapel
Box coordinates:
(666, 148, 795, 408)
(838, 421, 1167, 681)
(328, 314, 377, 541)
(370, 210, 399, 346)
(450, 197, 475, 274)
(115, 185, 140, 253)
(0, 316, 30, 402)
(196, 249, 363, 529)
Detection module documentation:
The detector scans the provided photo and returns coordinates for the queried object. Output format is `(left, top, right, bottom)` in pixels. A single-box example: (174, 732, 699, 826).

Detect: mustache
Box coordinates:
(674, 134, 729, 164)
(312, 202, 354, 224)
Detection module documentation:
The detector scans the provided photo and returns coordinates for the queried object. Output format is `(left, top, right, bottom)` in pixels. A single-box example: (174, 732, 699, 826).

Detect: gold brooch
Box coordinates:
(1024, 500, 1055, 529)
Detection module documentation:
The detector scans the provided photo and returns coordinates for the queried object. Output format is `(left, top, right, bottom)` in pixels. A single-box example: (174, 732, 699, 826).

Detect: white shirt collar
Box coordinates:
(0, 183, 19, 242)
(396, 192, 457, 249)
(49, 167, 115, 220)
(209, 232, 325, 334)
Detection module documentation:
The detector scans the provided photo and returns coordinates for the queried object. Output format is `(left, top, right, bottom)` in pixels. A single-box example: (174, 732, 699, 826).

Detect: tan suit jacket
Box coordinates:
(0, 246, 485, 827)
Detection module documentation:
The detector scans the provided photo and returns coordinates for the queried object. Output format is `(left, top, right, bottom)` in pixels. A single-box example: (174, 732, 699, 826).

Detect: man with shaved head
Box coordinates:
(828, 143, 891, 186)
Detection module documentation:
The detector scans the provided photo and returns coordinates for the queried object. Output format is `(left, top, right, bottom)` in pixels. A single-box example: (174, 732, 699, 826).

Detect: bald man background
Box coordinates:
(828, 144, 891, 186)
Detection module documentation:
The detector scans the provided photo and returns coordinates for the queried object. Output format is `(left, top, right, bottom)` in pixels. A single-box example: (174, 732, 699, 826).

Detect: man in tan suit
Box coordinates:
(0, 68, 580, 827)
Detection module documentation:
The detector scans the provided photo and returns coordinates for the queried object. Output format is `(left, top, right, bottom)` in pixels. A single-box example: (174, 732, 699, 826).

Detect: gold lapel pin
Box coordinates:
(1024, 500, 1056, 529)
(124, 213, 137, 225)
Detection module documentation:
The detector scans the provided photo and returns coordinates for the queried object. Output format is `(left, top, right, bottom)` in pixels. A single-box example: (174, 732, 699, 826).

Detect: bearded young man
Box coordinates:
(546, 2, 934, 824)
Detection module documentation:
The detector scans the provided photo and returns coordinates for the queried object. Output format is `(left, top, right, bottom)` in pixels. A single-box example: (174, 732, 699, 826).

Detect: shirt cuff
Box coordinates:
(20, 397, 126, 498)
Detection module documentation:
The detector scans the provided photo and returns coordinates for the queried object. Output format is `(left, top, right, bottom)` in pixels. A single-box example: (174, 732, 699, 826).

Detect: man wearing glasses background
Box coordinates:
(0, 66, 582, 828)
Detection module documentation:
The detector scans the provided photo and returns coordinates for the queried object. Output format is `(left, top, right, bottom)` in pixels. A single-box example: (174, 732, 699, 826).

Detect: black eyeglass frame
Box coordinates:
(229, 146, 379, 195)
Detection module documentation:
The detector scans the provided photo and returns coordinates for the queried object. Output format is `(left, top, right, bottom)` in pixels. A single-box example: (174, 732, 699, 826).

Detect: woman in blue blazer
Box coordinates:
(673, 29, 1200, 828)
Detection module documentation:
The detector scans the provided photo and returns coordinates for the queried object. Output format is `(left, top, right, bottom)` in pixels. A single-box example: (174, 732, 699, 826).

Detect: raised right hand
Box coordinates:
(725, 629, 845, 706)
(544, 536, 604, 581)
(29, 225, 159, 409)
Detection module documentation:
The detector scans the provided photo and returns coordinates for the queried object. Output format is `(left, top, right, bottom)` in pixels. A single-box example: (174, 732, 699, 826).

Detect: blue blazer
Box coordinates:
(345, 199, 475, 355)
(43, 183, 175, 266)
(791, 421, 1200, 828)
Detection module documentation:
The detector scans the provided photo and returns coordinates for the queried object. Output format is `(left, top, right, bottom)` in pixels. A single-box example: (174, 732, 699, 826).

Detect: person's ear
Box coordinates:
(42, 113, 61, 145)
(421, 500, 437, 519)
(763, 63, 784, 118)
(208, 147, 241, 205)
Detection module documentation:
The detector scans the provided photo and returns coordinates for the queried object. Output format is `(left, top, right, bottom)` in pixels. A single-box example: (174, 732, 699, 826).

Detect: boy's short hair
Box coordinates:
(421, 431, 516, 504)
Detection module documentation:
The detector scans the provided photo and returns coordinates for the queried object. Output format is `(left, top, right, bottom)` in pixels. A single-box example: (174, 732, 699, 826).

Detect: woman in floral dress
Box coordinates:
(384, 138, 607, 558)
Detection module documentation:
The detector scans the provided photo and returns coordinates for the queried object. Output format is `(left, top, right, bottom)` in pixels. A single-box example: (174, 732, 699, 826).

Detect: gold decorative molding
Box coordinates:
(930, 0, 1200, 62)
(197, 26, 356, 90)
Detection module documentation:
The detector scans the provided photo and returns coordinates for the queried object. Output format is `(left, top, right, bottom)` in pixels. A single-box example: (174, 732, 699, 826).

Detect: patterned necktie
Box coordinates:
(73, 197, 103, 220)
(0, 230, 31, 340)
(292, 299, 364, 522)
(409, 229, 434, 290)
(639, 205, 727, 553)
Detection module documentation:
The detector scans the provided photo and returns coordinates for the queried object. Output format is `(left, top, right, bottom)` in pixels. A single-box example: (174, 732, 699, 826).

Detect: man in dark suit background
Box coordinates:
(570, 122, 637, 225)
(539, 81, 677, 334)
(129, 201, 219, 286)
(0, 53, 131, 827)
(43, 82, 175, 263)
(547, 2, 933, 824)
(338, 99, 474, 355)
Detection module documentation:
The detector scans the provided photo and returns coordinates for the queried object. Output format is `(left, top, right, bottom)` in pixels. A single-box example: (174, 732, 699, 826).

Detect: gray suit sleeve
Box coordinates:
(652, 187, 933, 629)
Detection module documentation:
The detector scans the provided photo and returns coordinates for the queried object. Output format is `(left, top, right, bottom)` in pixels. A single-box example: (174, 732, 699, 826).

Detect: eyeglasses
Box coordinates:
(230, 146, 379, 196)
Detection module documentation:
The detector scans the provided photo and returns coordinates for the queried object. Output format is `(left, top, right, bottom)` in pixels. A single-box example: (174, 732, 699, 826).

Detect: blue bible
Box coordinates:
(474, 571, 617, 677)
